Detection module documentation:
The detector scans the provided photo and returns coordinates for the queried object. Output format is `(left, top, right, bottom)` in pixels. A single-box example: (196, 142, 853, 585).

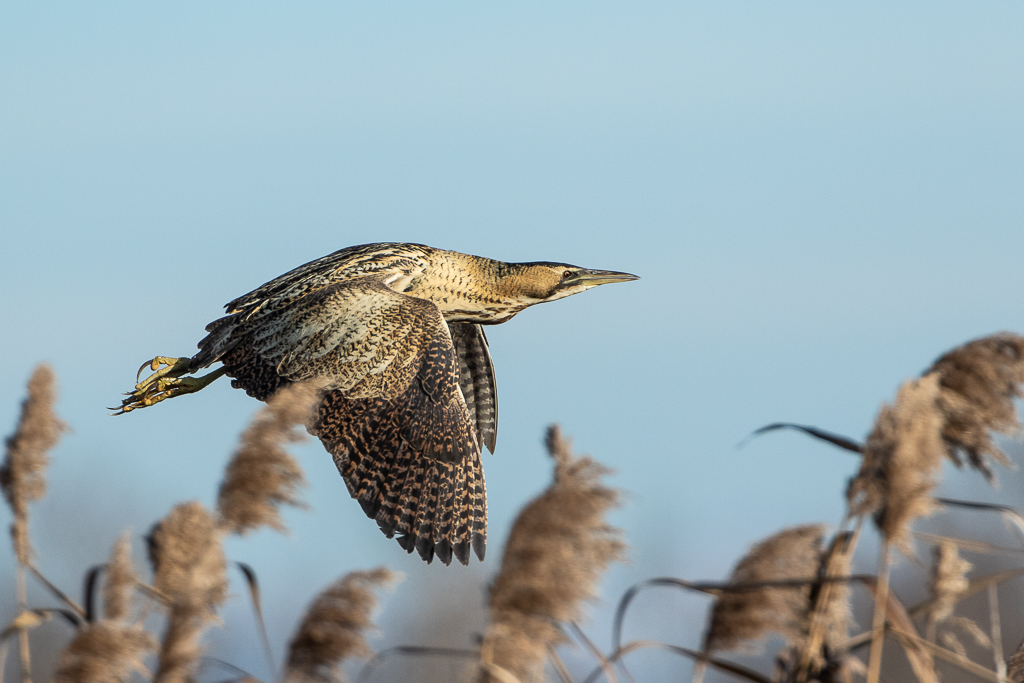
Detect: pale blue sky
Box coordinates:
(2, 2, 1024, 680)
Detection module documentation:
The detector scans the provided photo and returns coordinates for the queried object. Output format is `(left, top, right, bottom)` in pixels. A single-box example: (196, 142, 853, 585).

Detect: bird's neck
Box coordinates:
(405, 251, 537, 324)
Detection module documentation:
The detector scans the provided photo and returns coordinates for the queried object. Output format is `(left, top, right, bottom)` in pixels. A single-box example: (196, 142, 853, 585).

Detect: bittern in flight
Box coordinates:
(116, 243, 637, 565)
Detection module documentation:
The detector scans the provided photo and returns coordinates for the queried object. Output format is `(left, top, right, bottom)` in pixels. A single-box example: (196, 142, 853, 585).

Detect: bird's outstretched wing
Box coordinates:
(449, 323, 498, 454)
(198, 275, 487, 564)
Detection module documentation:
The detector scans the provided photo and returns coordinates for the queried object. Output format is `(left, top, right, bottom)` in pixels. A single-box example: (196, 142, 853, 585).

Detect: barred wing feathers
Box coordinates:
(198, 274, 487, 564)
(449, 323, 498, 454)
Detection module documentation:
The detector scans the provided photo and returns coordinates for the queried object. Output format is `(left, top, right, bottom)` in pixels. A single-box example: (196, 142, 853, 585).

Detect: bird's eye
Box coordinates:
(562, 270, 572, 279)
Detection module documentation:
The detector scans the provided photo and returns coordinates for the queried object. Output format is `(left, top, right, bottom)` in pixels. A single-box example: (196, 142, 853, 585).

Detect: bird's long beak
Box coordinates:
(569, 269, 640, 286)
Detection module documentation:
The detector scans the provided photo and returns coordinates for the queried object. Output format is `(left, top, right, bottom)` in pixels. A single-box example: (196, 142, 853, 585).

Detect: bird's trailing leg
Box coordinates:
(112, 357, 227, 414)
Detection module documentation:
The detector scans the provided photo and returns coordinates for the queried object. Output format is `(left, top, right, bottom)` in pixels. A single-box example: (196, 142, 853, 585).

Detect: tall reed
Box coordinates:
(479, 425, 626, 683)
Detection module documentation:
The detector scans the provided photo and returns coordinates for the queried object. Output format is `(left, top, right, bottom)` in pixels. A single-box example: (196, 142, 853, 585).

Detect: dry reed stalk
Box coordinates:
(53, 621, 156, 683)
(149, 501, 228, 683)
(103, 533, 138, 622)
(845, 376, 946, 683)
(988, 585, 1006, 682)
(702, 525, 826, 658)
(925, 332, 1024, 480)
(51, 532, 154, 683)
(217, 383, 318, 535)
(786, 530, 857, 683)
(1, 364, 66, 564)
(480, 426, 626, 683)
(937, 616, 991, 659)
(2, 364, 67, 683)
(926, 541, 971, 641)
(284, 567, 399, 683)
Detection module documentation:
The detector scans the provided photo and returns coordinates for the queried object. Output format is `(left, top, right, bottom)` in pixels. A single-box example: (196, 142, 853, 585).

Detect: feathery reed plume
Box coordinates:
(2, 364, 67, 683)
(479, 425, 626, 683)
(847, 376, 945, 683)
(149, 501, 228, 683)
(53, 621, 156, 683)
(1, 364, 67, 565)
(217, 383, 319, 535)
(780, 530, 858, 683)
(924, 332, 1024, 480)
(846, 375, 945, 553)
(53, 533, 153, 683)
(103, 533, 138, 622)
(284, 567, 399, 683)
(702, 524, 826, 656)
(926, 540, 971, 636)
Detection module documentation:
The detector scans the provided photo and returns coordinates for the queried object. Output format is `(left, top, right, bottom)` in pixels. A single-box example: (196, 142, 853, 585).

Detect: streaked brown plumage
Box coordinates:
(116, 243, 637, 565)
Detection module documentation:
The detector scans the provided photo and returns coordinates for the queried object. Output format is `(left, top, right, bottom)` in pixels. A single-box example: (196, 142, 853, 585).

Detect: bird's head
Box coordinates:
(505, 262, 639, 303)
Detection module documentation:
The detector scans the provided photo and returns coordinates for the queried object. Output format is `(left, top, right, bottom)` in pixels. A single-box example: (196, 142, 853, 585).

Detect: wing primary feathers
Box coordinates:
(451, 461, 471, 566)
(450, 323, 498, 454)
(219, 256, 492, 565)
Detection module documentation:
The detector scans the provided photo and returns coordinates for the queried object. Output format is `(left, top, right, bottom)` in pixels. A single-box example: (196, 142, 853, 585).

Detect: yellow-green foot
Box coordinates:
(135, 356, 192, 387)
(113, 358, 226, 414)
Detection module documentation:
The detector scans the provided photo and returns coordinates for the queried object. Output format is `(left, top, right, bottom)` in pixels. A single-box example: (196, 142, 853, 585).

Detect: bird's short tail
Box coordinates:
(312, 391, 488, 565)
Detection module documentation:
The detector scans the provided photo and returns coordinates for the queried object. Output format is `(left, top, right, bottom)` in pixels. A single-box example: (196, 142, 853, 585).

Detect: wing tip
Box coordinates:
(472, 532, 486, 562)
(453, 541, 470, 566)
(415, 535, 435, 564)
(435, 540, 454, 566)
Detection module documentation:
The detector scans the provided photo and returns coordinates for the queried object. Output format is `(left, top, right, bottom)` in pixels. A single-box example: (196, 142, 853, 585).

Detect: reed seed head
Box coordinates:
(149, 502, 228, 683)
(927, 541, 971, 627)
(285, 567, 399, 683)
(217, 382, 316, 535)
(925, 332, 1024, 480)
(703, 524, 826, 655)
(104, 532, 138, 622)
(480, 425, 626, 682)
(846, 375, 945, 553)
(148, 501, 227, 606)
(808, 531, 856, 663)
(54, 621, 156, 683)
(1, 364, 67, 564)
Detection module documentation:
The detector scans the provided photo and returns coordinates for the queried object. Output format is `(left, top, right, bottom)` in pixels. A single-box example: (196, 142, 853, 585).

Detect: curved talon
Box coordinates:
(134, 357, 192, 389)
(112, 365, 227, 415)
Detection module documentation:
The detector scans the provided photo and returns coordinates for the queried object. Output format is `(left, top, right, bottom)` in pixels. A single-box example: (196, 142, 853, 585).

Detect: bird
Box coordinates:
(115, 242, 637, 565)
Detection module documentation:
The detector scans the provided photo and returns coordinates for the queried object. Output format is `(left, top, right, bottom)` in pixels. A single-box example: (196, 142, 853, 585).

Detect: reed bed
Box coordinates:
(3, 332, 1024, 682)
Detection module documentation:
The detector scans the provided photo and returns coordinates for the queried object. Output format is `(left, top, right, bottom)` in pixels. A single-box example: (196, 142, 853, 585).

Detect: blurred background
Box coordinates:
(2, 1, 1023, 680)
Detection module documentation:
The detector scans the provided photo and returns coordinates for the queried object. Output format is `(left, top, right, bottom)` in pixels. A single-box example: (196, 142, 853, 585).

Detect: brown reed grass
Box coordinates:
(925, 332, 1024, 480)
(927, 541, 971, 634)
(846, 375, 945, 554)
(53, 532, 155, 683)
(787, 530, 857, 682)
(217, 383, 319, 535)
(2, 364, 67, 683)
(53, 621, 156, 683)
(479, 425, 626, 683)
(702, 524, 827, 656)
(149, 501, 228, 683)
(938, 617, 991, 659)
(284, 567, 399, 683)
(1, 364, 67, 565)
(846, 375, 946, 683)
(103, 533, 138, 622)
